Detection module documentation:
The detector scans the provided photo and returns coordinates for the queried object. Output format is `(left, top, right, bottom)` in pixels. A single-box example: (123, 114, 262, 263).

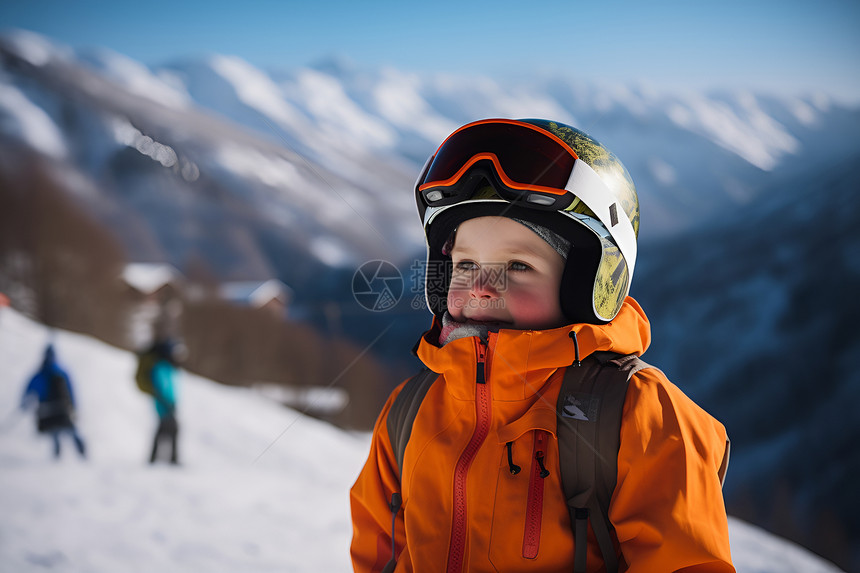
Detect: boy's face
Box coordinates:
(447, 216, 567, 330)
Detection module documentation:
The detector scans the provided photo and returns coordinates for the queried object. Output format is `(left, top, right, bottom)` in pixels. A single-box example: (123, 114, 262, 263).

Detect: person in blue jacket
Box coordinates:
(148, 340, 180, 465)
(21, 343, 87, 459)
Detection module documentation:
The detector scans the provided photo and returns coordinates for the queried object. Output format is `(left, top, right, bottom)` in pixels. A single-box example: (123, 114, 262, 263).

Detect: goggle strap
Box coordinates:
(421, 159, 638, 277)
(565, 160, 637, 277)
(423, 199, 506, 228)
(415, 154, 434, 192)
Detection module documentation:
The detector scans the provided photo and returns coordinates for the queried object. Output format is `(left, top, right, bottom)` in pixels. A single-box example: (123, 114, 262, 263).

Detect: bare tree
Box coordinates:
(0, 152, 128, 344)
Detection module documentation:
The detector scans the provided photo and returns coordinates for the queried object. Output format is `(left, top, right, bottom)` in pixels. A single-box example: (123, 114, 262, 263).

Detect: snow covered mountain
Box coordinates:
(0, 307, 846, 572)
(2, 28, 859, 286)
(3, 26, 858, 346)
(0, 30, 424, 286)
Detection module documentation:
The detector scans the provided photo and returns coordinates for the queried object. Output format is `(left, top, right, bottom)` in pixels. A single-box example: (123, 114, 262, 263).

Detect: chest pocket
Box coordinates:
(489, 407, 573, 568)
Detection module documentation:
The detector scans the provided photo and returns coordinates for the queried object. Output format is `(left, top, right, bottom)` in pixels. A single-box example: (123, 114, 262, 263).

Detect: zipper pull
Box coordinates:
(506, 442, 521, 475)
(476, 361, 486, 384)
(535, 451, 550, 479)
(389, 492, 402, 514)
(382, 493, 402, 573)
(569, 330, 582, 367)
(535, 431, 549, 478)
(475, 339, 487, 384)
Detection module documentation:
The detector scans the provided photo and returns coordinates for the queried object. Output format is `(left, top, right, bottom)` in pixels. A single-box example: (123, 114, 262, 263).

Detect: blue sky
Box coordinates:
(2, 0, 859, 103)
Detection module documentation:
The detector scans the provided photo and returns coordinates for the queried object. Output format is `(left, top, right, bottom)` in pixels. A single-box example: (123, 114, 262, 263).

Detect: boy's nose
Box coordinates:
(470, 268, 501, 298)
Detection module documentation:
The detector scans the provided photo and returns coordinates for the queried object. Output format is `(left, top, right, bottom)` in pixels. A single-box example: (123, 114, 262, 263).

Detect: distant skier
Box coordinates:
(20, 343, 87, 459)
(138, 339, 182, 465)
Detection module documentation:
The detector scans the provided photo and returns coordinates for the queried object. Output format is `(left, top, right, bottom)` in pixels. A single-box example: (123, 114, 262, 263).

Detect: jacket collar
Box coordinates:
(416, 297, 651, 401)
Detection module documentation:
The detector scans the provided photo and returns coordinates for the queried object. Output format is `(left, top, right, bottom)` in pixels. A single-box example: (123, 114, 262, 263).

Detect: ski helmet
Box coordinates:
(416, 118, 639, 324)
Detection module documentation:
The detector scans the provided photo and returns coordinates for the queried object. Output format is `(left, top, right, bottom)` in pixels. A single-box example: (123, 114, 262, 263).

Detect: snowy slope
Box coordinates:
(0, 308, 846, 572)
(0, 307, 367, 572)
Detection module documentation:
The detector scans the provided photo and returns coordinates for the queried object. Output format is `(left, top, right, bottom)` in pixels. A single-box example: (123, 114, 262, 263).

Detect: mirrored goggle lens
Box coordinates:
(420, 120, 577, 192)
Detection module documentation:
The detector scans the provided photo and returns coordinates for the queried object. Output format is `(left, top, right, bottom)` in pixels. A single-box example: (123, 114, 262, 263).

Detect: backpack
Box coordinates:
(135, 350, 158, 396)
(37, 371, 74, 432)
(45, 371, 72, 406)
(384, 351, 728, 573)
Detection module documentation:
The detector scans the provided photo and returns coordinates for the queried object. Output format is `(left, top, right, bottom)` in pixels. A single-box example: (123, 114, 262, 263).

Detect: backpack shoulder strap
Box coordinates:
(556, 352, 651, 573)
(386, 368, 439, 479)
(379, 368, 438, 573)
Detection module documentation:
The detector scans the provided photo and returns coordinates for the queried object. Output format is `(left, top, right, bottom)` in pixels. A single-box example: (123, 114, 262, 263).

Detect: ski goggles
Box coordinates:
(416, 118, 637, 277)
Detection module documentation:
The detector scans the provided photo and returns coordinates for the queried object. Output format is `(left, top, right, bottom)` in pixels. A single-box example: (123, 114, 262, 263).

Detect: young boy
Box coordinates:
(350, 119, 734, 572)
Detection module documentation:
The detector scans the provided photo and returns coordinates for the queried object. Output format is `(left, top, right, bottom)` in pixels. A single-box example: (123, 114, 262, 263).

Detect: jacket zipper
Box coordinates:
(523, 429, 549, 559)
(446, 339, 492, 573)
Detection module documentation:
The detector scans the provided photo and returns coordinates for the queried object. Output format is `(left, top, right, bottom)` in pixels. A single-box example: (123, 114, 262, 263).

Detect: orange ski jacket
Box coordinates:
(350, 298, 734, 572)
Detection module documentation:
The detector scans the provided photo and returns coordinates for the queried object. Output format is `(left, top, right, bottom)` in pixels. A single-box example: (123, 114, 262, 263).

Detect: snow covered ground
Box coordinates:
(0, 306, 844, 572)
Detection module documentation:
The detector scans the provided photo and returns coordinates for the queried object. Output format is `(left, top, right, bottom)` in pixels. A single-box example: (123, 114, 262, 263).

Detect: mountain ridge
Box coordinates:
(4, 28, 859, 275)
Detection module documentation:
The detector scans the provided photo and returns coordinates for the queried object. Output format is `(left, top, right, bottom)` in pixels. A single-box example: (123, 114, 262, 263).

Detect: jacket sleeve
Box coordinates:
(350, 382, 408, 573)
(611, 367, 735, 572)
(21, 374, 39, 409)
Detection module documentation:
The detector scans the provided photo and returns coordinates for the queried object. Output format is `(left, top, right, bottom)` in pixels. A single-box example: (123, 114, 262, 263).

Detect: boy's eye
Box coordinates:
(454, 260, 478, 271)
(508, 261, 532, 272)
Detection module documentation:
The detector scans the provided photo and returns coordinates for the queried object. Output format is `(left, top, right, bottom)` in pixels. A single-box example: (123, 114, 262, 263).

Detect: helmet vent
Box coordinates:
(609, 203, 619, 227)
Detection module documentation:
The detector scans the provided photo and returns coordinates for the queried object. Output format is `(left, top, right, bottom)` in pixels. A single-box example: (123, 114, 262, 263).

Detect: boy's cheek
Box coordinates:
(505, 291, 565, 328)
(446, 290, 468, 318)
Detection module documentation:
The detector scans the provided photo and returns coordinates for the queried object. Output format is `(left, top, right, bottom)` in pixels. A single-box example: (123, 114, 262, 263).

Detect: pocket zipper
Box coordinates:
(522, 430, 549, 559)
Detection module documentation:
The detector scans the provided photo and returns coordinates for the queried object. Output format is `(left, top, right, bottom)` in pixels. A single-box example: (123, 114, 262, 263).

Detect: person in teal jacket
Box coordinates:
(148, 340, 180, 465)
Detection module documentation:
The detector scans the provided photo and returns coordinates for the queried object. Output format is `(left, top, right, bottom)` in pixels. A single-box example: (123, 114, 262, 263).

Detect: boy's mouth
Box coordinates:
(461, 316, 510, 328)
